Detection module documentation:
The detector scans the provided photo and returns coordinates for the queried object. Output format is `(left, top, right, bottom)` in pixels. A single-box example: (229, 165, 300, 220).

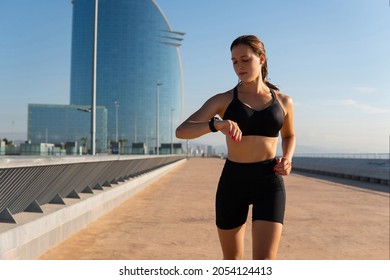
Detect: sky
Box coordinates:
(0, 0, 389, 154)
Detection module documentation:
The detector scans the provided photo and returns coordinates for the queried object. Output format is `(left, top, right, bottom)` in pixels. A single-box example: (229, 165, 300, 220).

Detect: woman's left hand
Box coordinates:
(273, 157, 292, 176)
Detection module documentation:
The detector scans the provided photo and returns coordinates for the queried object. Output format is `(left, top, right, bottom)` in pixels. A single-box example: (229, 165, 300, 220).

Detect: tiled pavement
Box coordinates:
(39, 157, 389, 260)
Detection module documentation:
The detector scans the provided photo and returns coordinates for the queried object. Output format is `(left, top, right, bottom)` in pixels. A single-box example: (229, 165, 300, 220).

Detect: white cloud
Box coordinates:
(354, 87, 377, 94)
(335, 99, 390, 114)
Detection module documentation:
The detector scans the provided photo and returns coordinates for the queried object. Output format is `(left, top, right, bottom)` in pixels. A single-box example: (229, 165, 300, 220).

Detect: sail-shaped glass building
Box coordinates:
(70, 0, 184, 153)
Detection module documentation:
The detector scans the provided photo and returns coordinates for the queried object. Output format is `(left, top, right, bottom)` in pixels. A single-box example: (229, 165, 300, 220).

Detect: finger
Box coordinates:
(279, 158, 290, 168)
(275, 162, 292, 176)
(228, 121, 233, 135)
(229, 123, 237, 140)
(228, 121, 234, 136)
(232, 126, 242, 142)
(229, 123, 241, 142)
(274, 158, 282, 170)
(236, 130, 242, 141)
(274, 161, 287, 173)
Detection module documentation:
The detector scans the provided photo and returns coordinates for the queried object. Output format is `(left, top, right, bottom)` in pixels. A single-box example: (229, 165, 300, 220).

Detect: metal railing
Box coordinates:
(0, 155, 185, 223)
(293, 153, 389, 159)
(291, 156, 389, 185)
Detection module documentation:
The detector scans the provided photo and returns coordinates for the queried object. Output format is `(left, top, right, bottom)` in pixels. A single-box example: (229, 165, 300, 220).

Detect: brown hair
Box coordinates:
(230, 35, 279, 90)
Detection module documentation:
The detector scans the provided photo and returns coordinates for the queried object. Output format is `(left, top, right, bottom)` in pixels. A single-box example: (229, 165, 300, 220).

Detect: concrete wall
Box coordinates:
(0, 158, 186, 259)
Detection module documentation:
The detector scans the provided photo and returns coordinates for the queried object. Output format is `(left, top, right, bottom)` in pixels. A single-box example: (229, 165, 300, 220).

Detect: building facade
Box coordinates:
(27, 104, 107, 153)
(70, 0, 184, 153)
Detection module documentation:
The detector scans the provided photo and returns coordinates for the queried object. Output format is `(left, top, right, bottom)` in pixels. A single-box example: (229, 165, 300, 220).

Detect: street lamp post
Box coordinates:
(156, 81, 162, 155)
(114, 100, 119, 143)
(171, 108, 175, 154)
(134, 114, 138, 143)
(91, 0, 99, 155)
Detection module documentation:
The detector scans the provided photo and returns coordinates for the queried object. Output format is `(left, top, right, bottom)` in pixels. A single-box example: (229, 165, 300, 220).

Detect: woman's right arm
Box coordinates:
(176, 94, 222, 139)
(176, 93, 242, 141)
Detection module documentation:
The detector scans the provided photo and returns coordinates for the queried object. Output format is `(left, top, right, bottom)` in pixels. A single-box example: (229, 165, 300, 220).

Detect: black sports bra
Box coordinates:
(223, 86, 284, 137)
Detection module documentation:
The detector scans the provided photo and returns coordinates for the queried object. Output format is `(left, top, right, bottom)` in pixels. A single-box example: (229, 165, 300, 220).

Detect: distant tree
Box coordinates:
(81, 136, 88, 154)
(2, 138, 13, 146)
(118, 139, 128, 155)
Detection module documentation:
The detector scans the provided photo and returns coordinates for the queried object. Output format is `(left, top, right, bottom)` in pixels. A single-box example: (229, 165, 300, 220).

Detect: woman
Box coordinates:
(176, 35, 295, 260)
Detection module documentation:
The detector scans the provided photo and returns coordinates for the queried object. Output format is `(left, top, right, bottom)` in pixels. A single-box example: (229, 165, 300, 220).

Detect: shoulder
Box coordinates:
(197, 88, 234, 117)
(274, 90, 293, 115)
(206, 88, 234, 106)
(275, 90, 293, 107)
(212, 88, 234, 100)
(205, 88, 235, 116)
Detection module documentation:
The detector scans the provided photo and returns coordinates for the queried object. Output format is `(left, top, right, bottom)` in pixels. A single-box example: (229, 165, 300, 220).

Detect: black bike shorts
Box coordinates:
(216, 158, 286, 230)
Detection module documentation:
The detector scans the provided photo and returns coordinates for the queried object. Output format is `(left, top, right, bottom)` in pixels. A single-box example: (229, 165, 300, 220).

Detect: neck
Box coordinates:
(239, 79, 269, 95)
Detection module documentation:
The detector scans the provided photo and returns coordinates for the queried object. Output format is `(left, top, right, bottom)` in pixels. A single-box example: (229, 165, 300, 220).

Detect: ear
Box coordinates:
(259, 54, 266, 65)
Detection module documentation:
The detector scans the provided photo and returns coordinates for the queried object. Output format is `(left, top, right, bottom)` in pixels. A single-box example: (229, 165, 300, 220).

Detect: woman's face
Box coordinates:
(231, 44, 263, 83)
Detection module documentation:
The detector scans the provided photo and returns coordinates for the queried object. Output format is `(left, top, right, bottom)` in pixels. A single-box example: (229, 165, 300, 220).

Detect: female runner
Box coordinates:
(176, 34, 296, 260)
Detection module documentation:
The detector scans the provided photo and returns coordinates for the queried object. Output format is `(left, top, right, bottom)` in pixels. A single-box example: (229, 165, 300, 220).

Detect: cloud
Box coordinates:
(336, 99, 390, 114)
(354, 87, 377, 94)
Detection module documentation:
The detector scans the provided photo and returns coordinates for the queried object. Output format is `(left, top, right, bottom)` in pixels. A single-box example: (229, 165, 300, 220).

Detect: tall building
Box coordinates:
(70, 0, 184, 153)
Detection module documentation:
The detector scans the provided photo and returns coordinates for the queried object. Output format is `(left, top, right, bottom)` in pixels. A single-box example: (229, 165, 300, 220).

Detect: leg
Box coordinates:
(251, 172, 285, 260)
(252, 220, 283, 260)
(217, 223, 247, 260)
(215, 161, 249, 260)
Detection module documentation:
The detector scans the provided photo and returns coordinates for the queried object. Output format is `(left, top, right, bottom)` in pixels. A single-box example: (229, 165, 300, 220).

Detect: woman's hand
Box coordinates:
(215, 119, 242, 142)
(274, 157, 292, 175)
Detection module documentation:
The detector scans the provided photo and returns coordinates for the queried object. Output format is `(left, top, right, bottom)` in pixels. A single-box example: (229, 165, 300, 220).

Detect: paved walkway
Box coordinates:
(39, 158, 389, 260)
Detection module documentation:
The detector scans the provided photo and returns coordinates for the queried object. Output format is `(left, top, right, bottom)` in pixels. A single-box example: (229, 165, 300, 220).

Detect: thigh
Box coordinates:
(252, 174, 286, 224)
(252, 220, 283, 260)
(217, 224, 247, 260)
(215, 174, 249, 230)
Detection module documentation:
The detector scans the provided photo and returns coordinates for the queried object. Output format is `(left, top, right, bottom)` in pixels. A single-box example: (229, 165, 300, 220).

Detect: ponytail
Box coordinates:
(261, 55, 279, 91)
(265, 81, 279, 91)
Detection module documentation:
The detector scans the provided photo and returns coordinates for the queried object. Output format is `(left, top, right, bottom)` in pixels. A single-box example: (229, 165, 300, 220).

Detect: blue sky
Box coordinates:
(0, 0, 389, 153)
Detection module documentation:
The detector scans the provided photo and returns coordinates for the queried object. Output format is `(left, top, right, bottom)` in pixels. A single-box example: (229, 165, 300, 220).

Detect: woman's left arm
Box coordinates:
(275, 94, 296, 175)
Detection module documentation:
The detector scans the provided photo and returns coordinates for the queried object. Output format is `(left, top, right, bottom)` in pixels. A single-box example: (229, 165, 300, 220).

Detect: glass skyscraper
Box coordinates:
(70, 0, 184, 153)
